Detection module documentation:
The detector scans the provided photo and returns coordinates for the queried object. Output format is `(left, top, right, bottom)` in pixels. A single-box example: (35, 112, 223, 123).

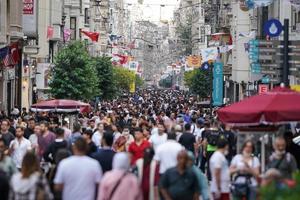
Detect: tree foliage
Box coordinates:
(94, 56, 116, 100)
(135, 75, 144, 88)
(184, 69, 211, 98)
(113, 67, 136, 91)
(49, 41, 98, 100)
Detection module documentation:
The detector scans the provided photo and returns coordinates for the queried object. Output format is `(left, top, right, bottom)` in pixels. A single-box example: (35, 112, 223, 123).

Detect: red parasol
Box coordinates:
(217, 86, 300, 126)
(31, 99, 91, 113)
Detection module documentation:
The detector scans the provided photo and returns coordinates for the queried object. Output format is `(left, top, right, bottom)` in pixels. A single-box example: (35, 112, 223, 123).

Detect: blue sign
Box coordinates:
(262, 76, 270, 84)
(264, 19, 283, 37)
(213, 62, 223, 106)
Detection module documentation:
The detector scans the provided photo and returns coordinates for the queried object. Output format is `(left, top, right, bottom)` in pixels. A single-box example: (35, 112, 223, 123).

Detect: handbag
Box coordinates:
(230, 174, 252, 197)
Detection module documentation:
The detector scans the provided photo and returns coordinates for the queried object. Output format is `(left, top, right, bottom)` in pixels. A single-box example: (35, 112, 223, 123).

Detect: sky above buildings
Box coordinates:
(125, 0, 179, 23)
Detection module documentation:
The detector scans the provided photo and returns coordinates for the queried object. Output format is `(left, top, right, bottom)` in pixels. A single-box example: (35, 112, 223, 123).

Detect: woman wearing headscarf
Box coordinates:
(97, 152, 142, 200)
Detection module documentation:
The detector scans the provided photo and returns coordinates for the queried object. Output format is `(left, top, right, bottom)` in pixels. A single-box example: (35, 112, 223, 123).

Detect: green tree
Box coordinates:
(184, 69, 211, 98)
(135, 75, 144, 88)
(94, 56, 117, 100)
(113, 67, 135, 90)
(49, 41, 98, 100)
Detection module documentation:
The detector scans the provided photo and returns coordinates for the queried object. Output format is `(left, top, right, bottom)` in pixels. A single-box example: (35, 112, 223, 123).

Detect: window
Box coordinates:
(84, 8, 90, 25)
(70, 17, 76, 40)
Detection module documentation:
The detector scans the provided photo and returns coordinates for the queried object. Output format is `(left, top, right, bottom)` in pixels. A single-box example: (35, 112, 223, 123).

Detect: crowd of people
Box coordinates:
(0, 89, 299, 200)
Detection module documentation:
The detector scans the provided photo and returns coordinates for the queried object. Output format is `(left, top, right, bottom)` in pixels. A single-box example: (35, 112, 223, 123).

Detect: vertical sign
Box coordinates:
(23, 0, 34, 15)
(213, 62, 223, 106)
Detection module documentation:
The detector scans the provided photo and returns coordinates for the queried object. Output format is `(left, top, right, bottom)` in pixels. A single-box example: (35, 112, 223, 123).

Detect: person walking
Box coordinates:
(43, 128, 68, 164)
(159, 150, 199, 200)
(230, 140, 260, 200)
(92, 132, 115, 173)
(92, 123, 105, 148)
(97, 152, 142, 200)
(0, 138, 17, 179)
(178, 123, 196, 153)
(68, 123, 82, 147)
(0, 119, 15, 148)
(38, 121, 56, 159)
(154, 133, 183, 175)
(209, 139, 230, 200)
(267, 136, 298, 179)
(9, 151, 53, 200)
(136, 147, 160, 200)
(128, 127, 151, 165)
(149, 123, 167, 151)
(9, 126, 32, 170)
(54, 138, 102, 200)
(82, 129, 98, 156)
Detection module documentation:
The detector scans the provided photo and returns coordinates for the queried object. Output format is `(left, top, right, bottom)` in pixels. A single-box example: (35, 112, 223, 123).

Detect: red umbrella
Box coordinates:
(31, 99, 91, 113)
(217, 86, 300, 126)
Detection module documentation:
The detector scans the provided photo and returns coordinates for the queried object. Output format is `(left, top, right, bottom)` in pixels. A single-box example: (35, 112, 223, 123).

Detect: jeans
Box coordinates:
(232, 186, 257, 200)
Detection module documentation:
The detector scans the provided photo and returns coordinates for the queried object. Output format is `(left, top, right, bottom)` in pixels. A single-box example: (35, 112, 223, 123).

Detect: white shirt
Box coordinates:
(92, 131, 103, 147)
(210, 151, 230, 193)
(54, 155, 102, 200)
(154, 140, 183, 174)
(149, 133, 167, 150)
(63, 127, 72, 140)
(9, 137, 32, 168)
(230, 154, 260, 186)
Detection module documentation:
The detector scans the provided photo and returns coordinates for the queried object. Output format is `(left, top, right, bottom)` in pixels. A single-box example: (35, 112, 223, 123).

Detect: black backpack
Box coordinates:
(206, 129, 225, 146)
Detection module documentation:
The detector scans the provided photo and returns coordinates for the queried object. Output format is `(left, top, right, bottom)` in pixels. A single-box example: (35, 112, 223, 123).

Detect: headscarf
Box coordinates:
(112, 152, 130, 171)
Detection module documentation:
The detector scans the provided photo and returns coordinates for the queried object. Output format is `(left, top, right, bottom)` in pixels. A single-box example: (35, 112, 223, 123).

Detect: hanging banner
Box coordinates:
(129, 61, 138, 72)
(201, 47, 218, 62)
(213, 62, 224, 106)
(23, 0, 37, 37)
(187, 55, 201, 68)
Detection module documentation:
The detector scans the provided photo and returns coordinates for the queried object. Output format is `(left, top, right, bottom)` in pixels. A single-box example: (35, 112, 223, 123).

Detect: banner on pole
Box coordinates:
(187, 55, 201, 68)
(213, 62, 223, 106)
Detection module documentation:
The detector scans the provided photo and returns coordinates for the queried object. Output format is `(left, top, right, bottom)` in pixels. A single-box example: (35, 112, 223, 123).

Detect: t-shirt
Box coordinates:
(209, 151, 230, 193)
(149, 133, 167, 150)
(9, 138, 32, 168)
(179, 132, 196, 152)
(230, 154, 260, 186)
(54, 155, 102, 200)
(154, 140, 183, 174)
(159, 167, 199, 200)
(128, 140, 151, 165)
(92, 131, 103, 147)
(0, 132, 15, 147)
(91, 148, 115, 173)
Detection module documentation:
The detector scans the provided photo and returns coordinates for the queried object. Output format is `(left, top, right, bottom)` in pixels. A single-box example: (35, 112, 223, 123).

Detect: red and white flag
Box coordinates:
(3, 43, 19, 67)
(81, 30, 100, 42)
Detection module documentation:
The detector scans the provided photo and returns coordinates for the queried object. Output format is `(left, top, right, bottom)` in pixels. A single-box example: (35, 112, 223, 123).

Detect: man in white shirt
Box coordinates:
(149, 123, 167, 150)
(9, 126, 31, 169)
(209, 139, 230, 200)
(54, 137, 102, 200)
(154, 133, 183, 175)
(92, 123, 104, 148)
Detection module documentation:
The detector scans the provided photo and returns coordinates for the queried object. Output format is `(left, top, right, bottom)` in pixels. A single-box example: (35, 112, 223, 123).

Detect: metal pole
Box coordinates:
(210, 63, 213, 116)
(283, 19, 289, 86)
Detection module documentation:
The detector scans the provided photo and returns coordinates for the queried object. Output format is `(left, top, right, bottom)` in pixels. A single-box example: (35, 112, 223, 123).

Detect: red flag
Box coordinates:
(47, 26, 54, 39)
(112, 54, 128, 65)
(81, 30, 99, 42)
(10, 43, 19, 64)
(127, 40, 136, 49)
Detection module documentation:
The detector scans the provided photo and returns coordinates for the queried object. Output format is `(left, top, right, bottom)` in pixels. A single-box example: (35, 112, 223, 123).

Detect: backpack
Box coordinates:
(206, 130, 224, 146)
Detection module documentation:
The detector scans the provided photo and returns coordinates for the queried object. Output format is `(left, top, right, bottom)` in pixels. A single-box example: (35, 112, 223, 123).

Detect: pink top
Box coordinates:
(98, 170, 142, 200)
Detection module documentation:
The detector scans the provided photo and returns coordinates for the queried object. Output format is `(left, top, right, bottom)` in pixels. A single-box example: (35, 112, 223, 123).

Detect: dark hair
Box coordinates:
(241, 140, 255, 153)
(217, 138, 228, 149)
(1, 119, 9, 126)
(28, 118, 35, 122)
(40, 121, 49, 127)
(55, 128, 65, 137)
(184, 123, 191, 131)
(73, 137, 88, 154)
(167, 133, 177, 140)
(16, 126, 25, 132)
(83, 129, 93, 138)
(62, 120, 68, 126)
(133, 127, 143, 133)
(103, 132, 114, 147)
(73, 123, 81, 132)
(21, 151, 40, 178)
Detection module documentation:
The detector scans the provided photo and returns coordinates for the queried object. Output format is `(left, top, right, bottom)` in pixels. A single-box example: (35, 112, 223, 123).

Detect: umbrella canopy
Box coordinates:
(31, 99, 91, 113)
(217, 86, 300, 126)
